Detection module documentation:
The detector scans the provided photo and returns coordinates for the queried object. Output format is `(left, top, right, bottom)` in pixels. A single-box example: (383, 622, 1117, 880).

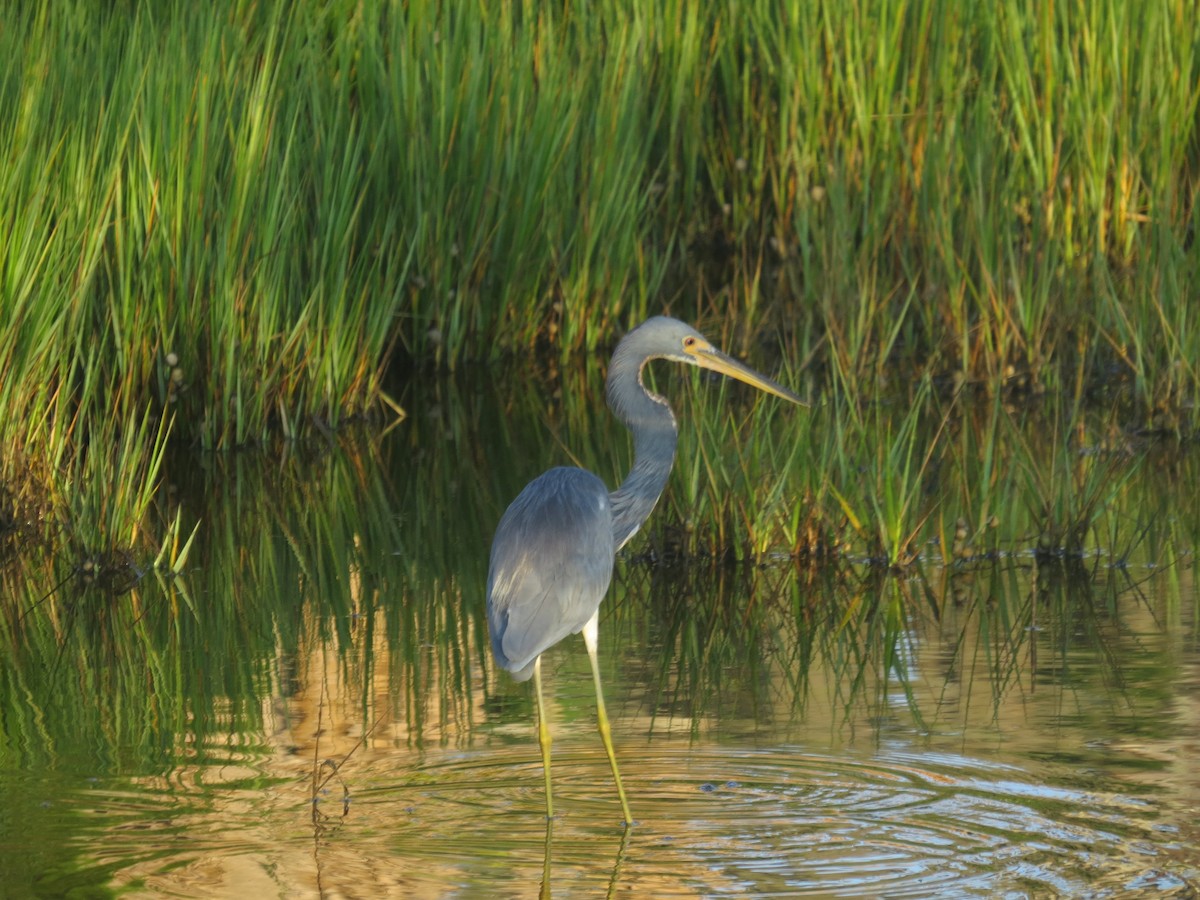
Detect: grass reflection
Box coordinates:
(0, 365, 1194, 809)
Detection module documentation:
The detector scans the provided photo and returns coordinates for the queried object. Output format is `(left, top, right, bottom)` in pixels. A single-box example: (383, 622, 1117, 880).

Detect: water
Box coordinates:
(1, 371, 1198, 897)
(5, 564, 1196, 898)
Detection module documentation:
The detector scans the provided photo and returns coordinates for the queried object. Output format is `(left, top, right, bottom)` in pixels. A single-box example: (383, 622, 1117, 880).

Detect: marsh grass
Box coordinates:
(0, 374, 1189, 794)
(407, 347, 1170, 581)
(1, 0, 1197, 572)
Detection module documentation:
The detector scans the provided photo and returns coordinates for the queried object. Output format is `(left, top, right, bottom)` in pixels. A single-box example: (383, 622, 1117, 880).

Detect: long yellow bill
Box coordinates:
(687, 342, 807, 406)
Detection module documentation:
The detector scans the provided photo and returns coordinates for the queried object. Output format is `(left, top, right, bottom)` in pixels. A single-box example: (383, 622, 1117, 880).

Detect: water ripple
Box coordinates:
(12, 742, 1196, 897)
(393, 744, 1199, 898)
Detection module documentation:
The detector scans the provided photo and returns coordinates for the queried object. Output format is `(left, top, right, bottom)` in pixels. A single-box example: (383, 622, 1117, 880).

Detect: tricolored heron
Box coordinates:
(487, 316, 804, 825)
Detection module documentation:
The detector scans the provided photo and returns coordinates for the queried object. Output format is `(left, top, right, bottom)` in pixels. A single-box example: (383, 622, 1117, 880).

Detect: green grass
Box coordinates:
(0, 0, 1197, 560)
(2, 397, 1184, 772)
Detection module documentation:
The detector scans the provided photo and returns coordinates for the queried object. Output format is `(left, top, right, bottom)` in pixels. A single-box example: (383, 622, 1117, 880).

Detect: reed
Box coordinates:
(1, 0, 1196, 562)
(0, 367, 1190, 811)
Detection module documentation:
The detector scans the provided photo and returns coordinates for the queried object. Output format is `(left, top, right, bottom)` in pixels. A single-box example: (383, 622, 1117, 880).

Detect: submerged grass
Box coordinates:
(0, 0, 1197, 562)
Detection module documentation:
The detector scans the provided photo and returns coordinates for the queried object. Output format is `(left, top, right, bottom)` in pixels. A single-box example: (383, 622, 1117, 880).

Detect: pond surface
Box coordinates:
(1, 368, 1198, 897)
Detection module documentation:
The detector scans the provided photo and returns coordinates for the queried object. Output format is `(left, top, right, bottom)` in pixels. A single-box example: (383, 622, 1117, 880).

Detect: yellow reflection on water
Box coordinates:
(91, 559, 1200, 898)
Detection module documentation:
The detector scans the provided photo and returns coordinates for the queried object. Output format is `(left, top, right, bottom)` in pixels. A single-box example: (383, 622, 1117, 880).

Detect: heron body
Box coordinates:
(488, 466, 615, 682)
(486, 316, 803, 825)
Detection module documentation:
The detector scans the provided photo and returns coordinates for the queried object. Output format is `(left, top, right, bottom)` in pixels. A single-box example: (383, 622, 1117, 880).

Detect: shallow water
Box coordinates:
(5, 561, 1197, 898)
(1, 372, 1198, 897)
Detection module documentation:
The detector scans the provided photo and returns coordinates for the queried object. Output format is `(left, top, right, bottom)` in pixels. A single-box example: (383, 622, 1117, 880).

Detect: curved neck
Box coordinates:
(606, 342, 679, 550)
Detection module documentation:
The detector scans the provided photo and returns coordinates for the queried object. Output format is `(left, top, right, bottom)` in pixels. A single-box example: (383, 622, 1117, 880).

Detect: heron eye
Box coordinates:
(683, 336, 697, 349)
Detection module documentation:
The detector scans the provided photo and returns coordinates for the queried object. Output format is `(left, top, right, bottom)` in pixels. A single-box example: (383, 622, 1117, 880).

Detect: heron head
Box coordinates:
(659, 320, 806, 407)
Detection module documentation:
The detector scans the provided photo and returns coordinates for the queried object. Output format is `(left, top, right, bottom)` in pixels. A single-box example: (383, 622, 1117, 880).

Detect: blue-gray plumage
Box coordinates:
(488, 467, 615, 681)
(486, 316, 804, 825)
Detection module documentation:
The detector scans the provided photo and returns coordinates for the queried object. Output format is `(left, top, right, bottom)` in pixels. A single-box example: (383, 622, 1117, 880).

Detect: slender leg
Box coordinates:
(582, 613, 634, 826)
(533, 656, 554, 820)
(540, 814, 554, 900)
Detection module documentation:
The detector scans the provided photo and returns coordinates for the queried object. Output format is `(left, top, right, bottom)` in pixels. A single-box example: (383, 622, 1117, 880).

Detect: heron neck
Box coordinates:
(606, 347, 679, 551)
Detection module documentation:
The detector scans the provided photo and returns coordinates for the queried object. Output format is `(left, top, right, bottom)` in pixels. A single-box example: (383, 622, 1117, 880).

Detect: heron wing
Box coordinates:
(487, 467, 616, 681)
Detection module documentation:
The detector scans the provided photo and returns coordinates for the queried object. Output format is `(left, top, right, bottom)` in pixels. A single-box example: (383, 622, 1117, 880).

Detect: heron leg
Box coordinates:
(540, 814, 554, 900)
(533, 656, 554, 820)
(582, 614, 634, 826)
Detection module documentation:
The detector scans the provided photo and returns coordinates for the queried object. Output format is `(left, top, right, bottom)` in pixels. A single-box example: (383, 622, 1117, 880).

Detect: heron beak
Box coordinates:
(688, 343, 807, 406)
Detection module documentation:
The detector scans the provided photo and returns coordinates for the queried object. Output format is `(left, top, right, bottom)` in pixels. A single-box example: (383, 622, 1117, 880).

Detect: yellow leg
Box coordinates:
(533, 656, 554, 820)
(583, 616, 634, 826)
(540, 814, 554, 900)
